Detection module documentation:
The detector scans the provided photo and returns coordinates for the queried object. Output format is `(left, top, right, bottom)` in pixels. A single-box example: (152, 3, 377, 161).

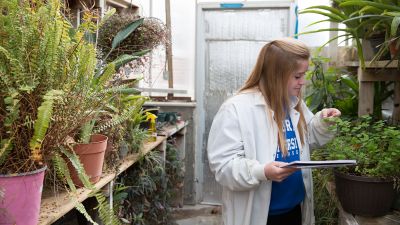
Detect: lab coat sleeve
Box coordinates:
(207, 102, 268, 191)
(301, 101, 335, 148)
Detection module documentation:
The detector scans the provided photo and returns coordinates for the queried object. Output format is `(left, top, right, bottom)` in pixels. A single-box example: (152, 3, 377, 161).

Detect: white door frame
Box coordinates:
(194, 0, 297, 204)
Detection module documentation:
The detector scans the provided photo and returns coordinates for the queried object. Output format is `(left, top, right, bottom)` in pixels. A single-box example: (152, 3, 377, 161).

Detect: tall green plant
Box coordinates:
(0, 0, 148, 224)
(305, 56, 358, 117)
(299, 0, 400, 67)
(326, 116, 400, 181)
(115, 151, 175, 225)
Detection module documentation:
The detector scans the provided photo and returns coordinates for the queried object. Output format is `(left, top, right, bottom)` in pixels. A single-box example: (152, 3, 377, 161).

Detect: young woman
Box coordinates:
(207, 38, 341, 225)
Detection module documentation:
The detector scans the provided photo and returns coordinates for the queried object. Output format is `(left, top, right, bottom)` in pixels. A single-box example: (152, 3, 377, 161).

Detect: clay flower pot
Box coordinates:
(69, 134, 108, 187)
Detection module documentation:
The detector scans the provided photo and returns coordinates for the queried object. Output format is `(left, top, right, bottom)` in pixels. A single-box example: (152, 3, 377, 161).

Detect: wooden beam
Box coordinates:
(165, 0, 174, 99)
(358, 81, 374, 116)
(358, 67, 400, 82)
(392, 82, 400, 122)
(343, 60, 399, 68)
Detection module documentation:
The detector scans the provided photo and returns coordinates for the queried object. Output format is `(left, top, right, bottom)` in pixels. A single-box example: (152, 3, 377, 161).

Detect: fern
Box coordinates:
(0, 139, 13, 167)
(93, 98, 146, 134)
(3, 90, 20, 129)
(94, 192, 122, 225)
(94, 62, 116, 87)
(52, 153, 98, 225)
(55, 148, 121, 225)
(80, 119, 97, 144)
(30, 90, 64, 162)
(59, 146, 93, 188)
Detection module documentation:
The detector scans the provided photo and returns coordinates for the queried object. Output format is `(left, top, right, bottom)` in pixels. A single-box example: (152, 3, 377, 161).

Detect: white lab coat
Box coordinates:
(207, 90, 334, 225)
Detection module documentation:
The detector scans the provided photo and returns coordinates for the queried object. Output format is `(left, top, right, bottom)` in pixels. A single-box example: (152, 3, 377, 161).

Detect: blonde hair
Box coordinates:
(239, 38, 310, 156)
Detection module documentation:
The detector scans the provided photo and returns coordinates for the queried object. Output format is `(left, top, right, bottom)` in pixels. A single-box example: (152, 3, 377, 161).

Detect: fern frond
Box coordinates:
(76, 202, 100, 225)
(52, 152, 77, 191)
(3, 90, 20, 129)
(93, 98, 145, 134)
(52, 153, 99, 225)
(94, 192, 122, 225)
(30, 90, 64, 162)
(95, 62, 116, 87)
(0, 139, 13, 167)
(59, 146, 94, 189)
(80, 119, 97, 144)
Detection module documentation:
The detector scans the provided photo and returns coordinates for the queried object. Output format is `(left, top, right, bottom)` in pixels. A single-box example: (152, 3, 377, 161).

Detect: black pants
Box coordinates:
(267, 204, 302, 225)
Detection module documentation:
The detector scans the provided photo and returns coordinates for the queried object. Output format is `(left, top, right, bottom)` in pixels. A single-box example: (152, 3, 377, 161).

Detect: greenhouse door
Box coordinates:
(196, 1, 296, 204)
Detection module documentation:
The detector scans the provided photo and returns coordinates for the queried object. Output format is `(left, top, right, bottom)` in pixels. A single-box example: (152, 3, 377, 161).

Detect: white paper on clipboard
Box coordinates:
(280, 160, 357, 169)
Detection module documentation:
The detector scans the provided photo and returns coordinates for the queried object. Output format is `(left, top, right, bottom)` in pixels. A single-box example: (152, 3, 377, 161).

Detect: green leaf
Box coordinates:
(29, 90, 63, 162)
(302, 5, 347, 20)
(391, 16, 400, 37)
(80, 119, 96, 144)
(0, 139, 13, 167)
(111, 18, 144, 49)
(112, 49, 151, 70)
(342, 14, 391, 24)
(52, 154, 99, 225)
(298, 28, 351, 36)
(340, 75, 359, 93)
(96, 62, 116, 87)
(113, 54, 138, 70)
(59, 147, 94, 189)
(339, 1, 400, 12)
(309, 90, 324, 112)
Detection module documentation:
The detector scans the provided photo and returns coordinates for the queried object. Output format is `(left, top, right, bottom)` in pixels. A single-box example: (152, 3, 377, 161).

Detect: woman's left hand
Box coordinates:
(320, 108, 341, 118)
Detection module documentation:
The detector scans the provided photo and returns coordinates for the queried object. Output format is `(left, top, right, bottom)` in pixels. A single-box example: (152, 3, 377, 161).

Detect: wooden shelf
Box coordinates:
(38, 136, 167, 225)
(340, 60, 400, 118)
(342, 60, 399, 68)
(158, 120, 188, 137)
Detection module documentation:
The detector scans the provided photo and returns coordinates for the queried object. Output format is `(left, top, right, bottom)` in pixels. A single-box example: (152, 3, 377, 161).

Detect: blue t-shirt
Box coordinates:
(269, 116, 305, 215)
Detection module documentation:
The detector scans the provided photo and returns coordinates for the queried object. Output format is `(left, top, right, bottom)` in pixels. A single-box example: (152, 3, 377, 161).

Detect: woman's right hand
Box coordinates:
(264, 161, 299, 182)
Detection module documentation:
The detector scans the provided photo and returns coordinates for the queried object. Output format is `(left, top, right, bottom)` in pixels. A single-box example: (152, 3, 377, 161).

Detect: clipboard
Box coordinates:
(280, 160, 357, 169)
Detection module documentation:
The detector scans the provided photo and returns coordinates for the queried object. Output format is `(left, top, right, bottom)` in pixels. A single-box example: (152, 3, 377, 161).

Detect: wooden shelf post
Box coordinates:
(357, 61, 400, 119)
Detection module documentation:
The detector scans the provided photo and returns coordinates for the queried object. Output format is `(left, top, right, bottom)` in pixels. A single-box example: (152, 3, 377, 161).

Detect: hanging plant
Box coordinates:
(98, 14, 169, 62)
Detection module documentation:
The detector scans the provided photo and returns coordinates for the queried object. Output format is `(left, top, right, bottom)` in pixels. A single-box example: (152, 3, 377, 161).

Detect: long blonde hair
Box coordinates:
(239, 38, 310, 156)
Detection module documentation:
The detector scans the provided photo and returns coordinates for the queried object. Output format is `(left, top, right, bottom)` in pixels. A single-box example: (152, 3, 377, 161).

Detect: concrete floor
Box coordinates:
(174, 215, 222, 225)
(172, 204, 222, 225)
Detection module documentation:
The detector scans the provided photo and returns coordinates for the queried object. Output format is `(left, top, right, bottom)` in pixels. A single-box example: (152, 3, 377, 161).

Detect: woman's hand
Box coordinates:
(321, 108, 341, 118)
(264, 161, 299, 182)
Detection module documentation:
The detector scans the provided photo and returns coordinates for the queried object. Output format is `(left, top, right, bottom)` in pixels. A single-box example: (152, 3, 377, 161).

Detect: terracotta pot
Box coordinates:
(69, 134, 108, 187)
(0, 166, 47, 225)
(334, 171, 395, 217)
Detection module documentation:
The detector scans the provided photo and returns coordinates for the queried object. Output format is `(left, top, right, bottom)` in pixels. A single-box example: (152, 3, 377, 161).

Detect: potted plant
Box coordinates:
(305, 55, 359, 117)
(97, 14, 169, 63)
(299, 0, 400, 67)
(325, 116, 400, 216)
(0, 0, 147, 224)
(334, 1, 400, 63)
(0, 0, 71, 223)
